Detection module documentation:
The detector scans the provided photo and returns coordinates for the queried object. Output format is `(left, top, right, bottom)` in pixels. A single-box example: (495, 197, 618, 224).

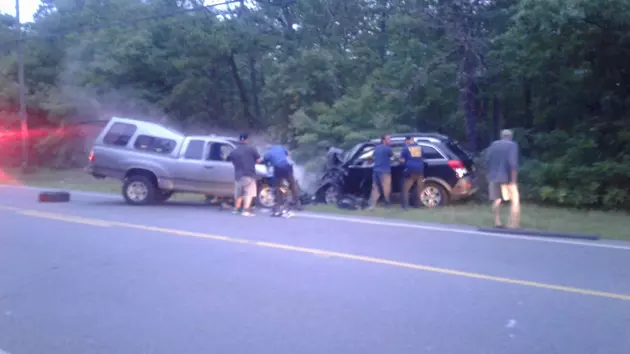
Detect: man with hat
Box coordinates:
(227, 133, 262, 216)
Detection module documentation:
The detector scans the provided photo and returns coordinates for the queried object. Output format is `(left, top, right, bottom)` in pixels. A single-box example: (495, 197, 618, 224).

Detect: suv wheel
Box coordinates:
(122, 175, 156, 205)
(420, 182, 448, 208)
(323, 184, 340, 205)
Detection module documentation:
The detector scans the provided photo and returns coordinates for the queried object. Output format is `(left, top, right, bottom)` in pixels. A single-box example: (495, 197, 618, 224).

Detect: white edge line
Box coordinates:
(3, 184, 630, 251)
(297, 212, 630, 251)
(0, 348, 11, 354)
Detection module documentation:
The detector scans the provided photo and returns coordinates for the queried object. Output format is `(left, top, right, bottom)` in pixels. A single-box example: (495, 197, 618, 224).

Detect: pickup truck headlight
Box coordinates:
(255, 164, 272, 177)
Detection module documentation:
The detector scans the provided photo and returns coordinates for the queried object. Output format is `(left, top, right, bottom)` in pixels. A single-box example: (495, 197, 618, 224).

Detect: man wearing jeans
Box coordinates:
(400, 136, 425, 210)
(262, 145, 302, 217)
(368, 135, 393, 210)
(227, 133, 262, 217)
(486, 129, 520, 228)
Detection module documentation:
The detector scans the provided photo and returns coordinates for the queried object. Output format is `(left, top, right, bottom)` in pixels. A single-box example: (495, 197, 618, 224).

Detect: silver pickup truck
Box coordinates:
(85, 117, 280, 207)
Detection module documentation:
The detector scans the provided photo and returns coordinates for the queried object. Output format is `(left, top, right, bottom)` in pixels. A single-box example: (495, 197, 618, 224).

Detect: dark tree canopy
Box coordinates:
(1, 0, 629, 209)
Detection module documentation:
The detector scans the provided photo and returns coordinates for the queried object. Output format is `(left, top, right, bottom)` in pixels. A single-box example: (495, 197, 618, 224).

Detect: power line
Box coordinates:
(0, 0, 243, 49)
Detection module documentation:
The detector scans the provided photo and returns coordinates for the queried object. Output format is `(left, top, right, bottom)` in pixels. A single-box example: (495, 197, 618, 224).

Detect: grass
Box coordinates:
(2, 167, 629, 241)
(309, 204, 630, 241)
(0, 167, 203, 201)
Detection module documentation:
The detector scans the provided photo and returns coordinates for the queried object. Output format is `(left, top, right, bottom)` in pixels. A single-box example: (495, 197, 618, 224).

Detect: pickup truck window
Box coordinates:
(133, 135, 176, 154)
(184, 140, 205, 160)
(207, 142, 234, 162)
(103, 123, 137, 146)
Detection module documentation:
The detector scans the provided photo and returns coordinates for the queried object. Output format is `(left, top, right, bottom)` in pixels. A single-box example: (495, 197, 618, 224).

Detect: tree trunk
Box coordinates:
(461, 54, 478, 152)
(523, 79, 533, 129)
(227, 52, 253, 127)
(492, 94, 500, 141)
(249, 56, 262, 120)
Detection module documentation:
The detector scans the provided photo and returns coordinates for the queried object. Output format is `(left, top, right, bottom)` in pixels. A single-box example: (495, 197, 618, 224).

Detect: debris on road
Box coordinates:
(38, 191, 71, 203)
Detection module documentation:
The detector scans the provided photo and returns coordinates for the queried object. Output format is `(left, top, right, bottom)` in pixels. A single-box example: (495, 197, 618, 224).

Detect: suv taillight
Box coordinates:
(448, 160, 467, 178)
(88, 150, 95, 163)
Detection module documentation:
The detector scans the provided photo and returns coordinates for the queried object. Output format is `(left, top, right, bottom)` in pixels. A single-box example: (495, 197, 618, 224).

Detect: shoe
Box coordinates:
(282, 210, 294, 218)
(271, 211, 282, 217)
(232, 209, 240, 214)
(241, 211, 254, 217)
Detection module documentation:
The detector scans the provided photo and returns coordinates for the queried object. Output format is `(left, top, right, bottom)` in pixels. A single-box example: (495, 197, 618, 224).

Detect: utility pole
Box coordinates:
(15, 0, 28, 172)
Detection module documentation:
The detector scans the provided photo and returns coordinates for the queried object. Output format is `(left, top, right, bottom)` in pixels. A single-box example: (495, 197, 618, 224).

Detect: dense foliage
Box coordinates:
(1, 0, 629, 209)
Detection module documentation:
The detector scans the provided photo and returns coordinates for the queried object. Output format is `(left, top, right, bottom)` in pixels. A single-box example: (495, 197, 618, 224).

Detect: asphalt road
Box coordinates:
(1, 186, 629, 354)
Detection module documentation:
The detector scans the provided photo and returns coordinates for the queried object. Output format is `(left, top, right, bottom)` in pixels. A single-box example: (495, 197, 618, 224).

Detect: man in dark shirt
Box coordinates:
(227, 133, 262, 216)
(262, 144, 302, 217)
(485, 129, 520, 228)
(400, 136, 425, 210)
(368, 135, 393, 209)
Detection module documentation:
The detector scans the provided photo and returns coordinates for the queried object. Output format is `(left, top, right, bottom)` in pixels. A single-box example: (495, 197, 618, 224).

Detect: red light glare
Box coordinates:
(0, 169, 22, 185)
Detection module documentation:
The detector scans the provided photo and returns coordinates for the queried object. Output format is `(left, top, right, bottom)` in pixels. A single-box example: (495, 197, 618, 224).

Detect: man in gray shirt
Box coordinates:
(485, 129, 520, 228)
(227, 133, 262, 216)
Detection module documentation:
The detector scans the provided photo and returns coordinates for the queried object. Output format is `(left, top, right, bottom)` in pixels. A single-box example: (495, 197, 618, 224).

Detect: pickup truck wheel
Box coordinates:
(122, 175, 156, 205)
(257, 183, 276, 209)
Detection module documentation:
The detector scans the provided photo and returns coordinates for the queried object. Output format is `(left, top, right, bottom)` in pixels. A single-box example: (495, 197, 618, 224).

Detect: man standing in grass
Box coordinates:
(486, 129, 520, 228)
(368, 135, 393, 210)
(227, 133, 262, 217)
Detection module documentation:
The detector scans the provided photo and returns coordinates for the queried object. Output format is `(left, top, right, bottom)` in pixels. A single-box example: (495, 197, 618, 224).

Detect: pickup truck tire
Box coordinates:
(122, 175, 156, 205)
(257, 182, 293, 209)
(256, 182, 275, 209)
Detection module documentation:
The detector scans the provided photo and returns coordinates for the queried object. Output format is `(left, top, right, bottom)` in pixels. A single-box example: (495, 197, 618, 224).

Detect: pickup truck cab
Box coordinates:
(86, 117, 277, 207)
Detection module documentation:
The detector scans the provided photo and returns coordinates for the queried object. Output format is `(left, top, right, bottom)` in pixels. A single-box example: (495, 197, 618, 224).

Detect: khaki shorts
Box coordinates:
(489, 182, 520, 204)
(235, 176, 257, 198)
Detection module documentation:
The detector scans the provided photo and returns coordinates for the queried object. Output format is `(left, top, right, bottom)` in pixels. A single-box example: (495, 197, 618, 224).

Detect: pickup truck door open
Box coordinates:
(204, 141, 236, 196)
(173, 138, 210, 193)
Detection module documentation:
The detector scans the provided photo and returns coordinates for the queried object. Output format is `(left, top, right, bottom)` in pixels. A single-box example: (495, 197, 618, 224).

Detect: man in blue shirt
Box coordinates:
(368, 135, 393, 209)
(400, 136, 425, 210)
(262, 145, 302, 217)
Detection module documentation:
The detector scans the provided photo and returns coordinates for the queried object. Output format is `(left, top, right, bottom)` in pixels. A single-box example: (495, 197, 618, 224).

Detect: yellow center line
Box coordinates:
(4, 205, 630, 301)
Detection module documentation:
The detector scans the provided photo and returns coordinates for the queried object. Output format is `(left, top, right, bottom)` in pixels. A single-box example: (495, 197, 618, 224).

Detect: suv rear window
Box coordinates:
(393, 144, 444, 159)
(445, 141, 472, 160)
(133, 135, 176, 154)
(103, 122, 137, 146)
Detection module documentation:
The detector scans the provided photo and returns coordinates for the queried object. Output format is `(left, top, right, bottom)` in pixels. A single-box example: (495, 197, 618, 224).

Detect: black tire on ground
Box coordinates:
(419, 182, 449, 207)
(38, 191, 71, 203)
(122, 175, 157, 205)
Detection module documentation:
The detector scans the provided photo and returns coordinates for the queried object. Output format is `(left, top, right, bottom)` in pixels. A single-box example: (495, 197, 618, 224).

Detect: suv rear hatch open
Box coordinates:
(445, 141, 476, 174)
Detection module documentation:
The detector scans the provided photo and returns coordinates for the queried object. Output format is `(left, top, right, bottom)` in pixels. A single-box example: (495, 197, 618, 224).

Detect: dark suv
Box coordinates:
(314, 133, 479, 207)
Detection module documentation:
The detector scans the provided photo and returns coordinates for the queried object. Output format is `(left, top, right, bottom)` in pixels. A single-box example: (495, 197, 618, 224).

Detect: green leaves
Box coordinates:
(0, 0, 629, 209)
